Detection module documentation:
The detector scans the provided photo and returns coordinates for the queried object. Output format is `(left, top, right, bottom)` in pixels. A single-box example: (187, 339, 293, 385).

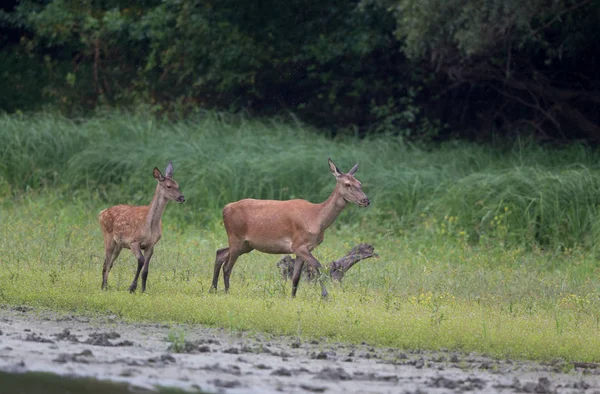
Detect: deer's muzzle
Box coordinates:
(177, 195, 186, 203)
(360, 198, 371, 207)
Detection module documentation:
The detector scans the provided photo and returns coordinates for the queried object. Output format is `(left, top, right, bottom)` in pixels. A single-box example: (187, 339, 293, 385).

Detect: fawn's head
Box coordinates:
(329, 158, 370, 207)
(153, 161, 185, 203)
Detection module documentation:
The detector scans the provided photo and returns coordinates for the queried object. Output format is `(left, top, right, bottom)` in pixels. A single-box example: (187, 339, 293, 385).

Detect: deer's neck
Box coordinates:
(317, 184, 347, 230)
(146, 185, 168, 233)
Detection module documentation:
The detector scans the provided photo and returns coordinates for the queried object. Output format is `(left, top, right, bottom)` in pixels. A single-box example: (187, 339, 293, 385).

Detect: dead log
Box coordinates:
(276, 243, 377, 282)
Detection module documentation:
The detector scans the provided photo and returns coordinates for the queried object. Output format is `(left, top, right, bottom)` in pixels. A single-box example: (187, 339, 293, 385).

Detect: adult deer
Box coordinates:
(211, 158, 370, 298)
(99, 161, 185, 293)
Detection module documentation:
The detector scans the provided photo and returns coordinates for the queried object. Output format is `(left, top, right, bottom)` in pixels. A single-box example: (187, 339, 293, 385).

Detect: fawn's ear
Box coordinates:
(165, 161, 174, 178)
(153, 167, 165, 182)
(328, 158, 343, 177)
(348, 162, 359, 176)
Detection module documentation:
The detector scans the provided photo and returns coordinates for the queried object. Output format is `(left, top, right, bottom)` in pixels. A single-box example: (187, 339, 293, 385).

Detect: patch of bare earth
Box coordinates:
(1, 306, 599, 393)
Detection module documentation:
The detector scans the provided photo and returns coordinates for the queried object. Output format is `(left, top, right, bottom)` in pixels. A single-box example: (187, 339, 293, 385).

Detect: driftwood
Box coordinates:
(277, 243, 377, 282)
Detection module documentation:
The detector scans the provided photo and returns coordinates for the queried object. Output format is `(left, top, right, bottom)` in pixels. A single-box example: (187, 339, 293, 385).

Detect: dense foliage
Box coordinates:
(380, 0, 600, 140)
(1, 0, 599, 140)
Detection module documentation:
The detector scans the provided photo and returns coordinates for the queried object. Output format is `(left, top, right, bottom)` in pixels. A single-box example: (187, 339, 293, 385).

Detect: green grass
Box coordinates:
(1, 110, 600, 363)
(1, 196, 600, 363)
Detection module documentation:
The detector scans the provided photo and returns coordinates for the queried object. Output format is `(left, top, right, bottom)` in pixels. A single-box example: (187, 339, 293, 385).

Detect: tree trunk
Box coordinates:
(276, 243, 377, 282)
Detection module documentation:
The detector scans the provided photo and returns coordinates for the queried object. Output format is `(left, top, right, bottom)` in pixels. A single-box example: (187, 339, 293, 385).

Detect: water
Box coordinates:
(0, 370, 200, 394)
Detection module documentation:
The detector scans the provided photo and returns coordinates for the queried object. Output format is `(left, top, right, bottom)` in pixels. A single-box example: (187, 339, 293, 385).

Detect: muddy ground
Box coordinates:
(1, 305, 599, 393)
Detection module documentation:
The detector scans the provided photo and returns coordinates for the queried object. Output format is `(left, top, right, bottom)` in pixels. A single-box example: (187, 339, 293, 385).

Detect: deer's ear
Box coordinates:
(348, 162, 359, 176)
(328, 158, 342, 177)
(165, 161, 174, 178)
(153, 167, 165, 182)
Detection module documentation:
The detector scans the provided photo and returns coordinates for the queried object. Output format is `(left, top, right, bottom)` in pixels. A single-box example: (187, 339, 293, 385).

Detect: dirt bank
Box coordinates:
(1, 305, 599, 393)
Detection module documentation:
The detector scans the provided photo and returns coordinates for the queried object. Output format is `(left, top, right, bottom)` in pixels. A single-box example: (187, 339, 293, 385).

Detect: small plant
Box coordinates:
(166, 330, 187, 353)
(558, 293, 591, 314)
(409, 291, 455, 327)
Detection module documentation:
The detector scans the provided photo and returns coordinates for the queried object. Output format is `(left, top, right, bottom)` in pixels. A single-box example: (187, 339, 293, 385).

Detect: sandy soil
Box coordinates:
(1, 305, 599, 394)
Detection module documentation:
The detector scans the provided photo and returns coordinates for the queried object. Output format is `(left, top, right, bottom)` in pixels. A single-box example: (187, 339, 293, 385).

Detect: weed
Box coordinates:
(166, 330, 187, 353)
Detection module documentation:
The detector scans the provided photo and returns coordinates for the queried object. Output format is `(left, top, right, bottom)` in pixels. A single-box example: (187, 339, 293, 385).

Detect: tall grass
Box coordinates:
(2, 110, 600, 249)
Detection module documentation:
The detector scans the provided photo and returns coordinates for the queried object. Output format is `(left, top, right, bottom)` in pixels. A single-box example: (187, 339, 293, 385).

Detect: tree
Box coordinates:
(373, 0, 600, 140)
(2, 0, 436, 137)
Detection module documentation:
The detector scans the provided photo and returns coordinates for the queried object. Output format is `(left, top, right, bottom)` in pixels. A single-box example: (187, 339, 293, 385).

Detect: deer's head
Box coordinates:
(153, 161, 185, 203)
(329, 158, 370, 207)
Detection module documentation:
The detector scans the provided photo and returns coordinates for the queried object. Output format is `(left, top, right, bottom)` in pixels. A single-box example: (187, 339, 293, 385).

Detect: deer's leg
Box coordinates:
(291, 259, 305, 297)
(211, 247, 230, 292)
(294, 248, 328, 298)
(101, 241, 122, 290)
(222, 242, 252, 292)
(222, 251, 240, 293)
(140, 246, 154, 293)
(128, 243, 144, 293)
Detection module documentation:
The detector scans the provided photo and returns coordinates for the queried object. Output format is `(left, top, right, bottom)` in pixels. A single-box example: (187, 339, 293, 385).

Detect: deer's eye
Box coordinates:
(345, 183, 351, 188)
(166, 185, 172, 189)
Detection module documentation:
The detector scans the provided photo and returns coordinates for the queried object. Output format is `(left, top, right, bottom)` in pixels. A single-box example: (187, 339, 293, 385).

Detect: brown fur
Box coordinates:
(100, 162, 184, 292)
(100, 205, 159, 248)
(211, 158, 370, 298)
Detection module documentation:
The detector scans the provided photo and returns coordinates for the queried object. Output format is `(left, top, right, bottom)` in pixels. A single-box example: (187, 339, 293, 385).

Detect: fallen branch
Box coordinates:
(277, 243, 377, 282)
